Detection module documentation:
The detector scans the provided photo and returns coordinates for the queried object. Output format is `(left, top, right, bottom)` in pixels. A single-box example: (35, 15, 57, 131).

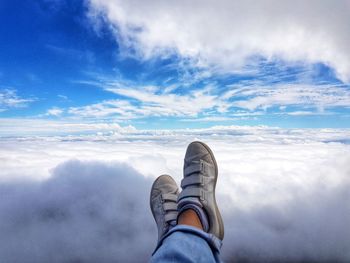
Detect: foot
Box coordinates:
(150, 174, 180, 243)
(178, 141, 224, 240)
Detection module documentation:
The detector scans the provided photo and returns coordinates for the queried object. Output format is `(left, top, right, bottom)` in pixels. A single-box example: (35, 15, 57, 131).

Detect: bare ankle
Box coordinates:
(177, 209, 203, 230)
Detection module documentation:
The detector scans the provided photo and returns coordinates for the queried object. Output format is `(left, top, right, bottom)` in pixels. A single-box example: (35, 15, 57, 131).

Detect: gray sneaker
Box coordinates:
(178, 141, 224, 240)
(150, 174, 180, 244)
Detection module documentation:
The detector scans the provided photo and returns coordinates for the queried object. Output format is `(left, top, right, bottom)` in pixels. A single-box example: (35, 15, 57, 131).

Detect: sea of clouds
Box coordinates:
(1, 126, 350, 262)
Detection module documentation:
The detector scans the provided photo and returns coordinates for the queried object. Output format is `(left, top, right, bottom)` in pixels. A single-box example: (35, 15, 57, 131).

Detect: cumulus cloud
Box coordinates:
(87, 0, 350, 82)
(1, 126, 350, 261)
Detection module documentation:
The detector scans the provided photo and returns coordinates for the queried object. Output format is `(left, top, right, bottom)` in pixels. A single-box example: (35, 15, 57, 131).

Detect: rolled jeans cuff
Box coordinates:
(153, 225, 223, 255)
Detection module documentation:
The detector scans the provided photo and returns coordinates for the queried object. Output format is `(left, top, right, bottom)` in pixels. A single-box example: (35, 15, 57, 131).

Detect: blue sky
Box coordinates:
(1, 0, 350, 130)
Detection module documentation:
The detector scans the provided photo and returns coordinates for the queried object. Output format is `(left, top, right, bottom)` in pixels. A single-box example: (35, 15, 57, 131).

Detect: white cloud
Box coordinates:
(88, 0, 350, 82)
(0, 160, 155, 263)
(58, 94, 68, 100)
(46, 107, 64, 117)
(66, 71, 350, 120)
(180, 116, 236, 122)
(0, 89, 35, 111)
(64, 80, 226, 119)
(286, 111, 318, 116)
(57, 94, 70, 102)
(0, 126, 350, 261)
(68, 100, 137, 119)
(226, 84, 350, 111)
(66, 82, 350, 119)
(106, 86, 221, 117)
(0, 118, 136, 136)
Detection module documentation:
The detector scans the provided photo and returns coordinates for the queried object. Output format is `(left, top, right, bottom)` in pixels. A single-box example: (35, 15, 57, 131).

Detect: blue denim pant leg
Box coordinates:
(150, 225, 223, 263)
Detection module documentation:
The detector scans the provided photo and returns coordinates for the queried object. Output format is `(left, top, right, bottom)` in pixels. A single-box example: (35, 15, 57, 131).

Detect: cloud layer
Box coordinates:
(0, 160, 155, 263)
(88, 0, 350, 82)
(1, 126, 350, 261)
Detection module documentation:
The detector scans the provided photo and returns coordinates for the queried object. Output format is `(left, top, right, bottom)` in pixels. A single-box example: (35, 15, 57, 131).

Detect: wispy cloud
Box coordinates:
(286, 111, 320, 116)
(180, 116, 236, 122)
(0, 118, 136, 136)
(67, 75, 228, 119)
(64, 76, 350, 121)
(46, 107, 64, 117)
(57, 94, 71, 102)
(0, 89, 35, 111)
(68, 100, 136, 119)
(106, 86, 222, 117)
(226, 84, 350, 111)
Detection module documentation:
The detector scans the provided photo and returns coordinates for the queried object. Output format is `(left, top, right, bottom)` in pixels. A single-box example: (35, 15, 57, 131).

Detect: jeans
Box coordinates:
(150, 225, 223, 263)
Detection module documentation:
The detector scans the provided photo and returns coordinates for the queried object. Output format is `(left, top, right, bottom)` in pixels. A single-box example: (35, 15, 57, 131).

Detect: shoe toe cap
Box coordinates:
(185, 141, 214, 165)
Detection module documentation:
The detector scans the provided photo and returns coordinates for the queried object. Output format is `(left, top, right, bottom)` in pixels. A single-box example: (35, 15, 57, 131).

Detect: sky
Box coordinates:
(1, 1, 350, 262)
(0, 0, 350, 131)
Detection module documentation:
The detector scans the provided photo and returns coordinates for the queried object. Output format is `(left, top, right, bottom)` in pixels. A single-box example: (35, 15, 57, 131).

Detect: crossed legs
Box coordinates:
(150, 141, 224, 263)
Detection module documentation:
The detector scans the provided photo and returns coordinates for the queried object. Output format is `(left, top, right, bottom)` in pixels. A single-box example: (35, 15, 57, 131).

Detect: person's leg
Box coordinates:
(150, 141, 224, 263)
(151, 207, 222, 263)
(150, 226, 219, 263)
